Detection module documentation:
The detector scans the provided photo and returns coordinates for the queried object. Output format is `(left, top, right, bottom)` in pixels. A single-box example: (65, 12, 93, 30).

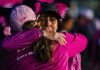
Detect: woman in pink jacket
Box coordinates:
(1, 4, 88, 70)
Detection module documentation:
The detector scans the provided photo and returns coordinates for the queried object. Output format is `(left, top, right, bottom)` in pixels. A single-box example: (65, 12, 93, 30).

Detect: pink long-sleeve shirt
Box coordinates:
(1, 28, 88, 70)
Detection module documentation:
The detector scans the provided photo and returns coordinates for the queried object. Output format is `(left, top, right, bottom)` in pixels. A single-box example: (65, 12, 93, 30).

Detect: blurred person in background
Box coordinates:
(89, 14, 100, 70)
(60, 13, 74, 32)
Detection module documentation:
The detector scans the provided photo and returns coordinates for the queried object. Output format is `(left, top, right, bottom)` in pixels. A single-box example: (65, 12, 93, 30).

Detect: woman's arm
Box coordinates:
(64, 33, 88, 57)
(2, 28, 43, 52)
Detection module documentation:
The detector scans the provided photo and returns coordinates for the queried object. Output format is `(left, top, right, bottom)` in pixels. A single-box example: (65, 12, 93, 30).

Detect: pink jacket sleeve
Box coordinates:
(64, 33, 88, 57)
(2, 28, 43, 52)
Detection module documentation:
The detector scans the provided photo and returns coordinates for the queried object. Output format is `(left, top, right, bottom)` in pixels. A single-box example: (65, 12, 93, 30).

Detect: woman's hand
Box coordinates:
(43, 30, 67, 45)
(53, 32, 67, 45)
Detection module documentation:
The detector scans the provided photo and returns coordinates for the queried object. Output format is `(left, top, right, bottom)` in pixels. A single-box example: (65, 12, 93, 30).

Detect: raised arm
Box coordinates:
(64, 33, 88, 57)
(2, 28, 43, 52)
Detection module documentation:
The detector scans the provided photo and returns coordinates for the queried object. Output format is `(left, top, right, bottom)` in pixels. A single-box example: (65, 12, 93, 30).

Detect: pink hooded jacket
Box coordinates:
(2, 28, 88, 70)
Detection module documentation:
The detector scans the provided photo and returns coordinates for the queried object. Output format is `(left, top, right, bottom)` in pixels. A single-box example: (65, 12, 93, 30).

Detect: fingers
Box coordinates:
(61, 34, 67, 44)
(57, 36, 67, 45)
(61, 36, 67, 45)
(43, 32, 67, 46)
(57, 34, 67, 46)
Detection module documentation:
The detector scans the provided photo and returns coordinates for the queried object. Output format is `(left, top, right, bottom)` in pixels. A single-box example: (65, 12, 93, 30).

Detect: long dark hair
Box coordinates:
(31, 36, 53, 62)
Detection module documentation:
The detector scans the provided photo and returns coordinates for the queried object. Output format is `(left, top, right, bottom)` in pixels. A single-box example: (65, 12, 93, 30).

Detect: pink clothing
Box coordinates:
(61, 31, 82, 70)
(39, 0, 54, 3)
(56, 3, 68, 18)
(68, 54, 81, 70)
(2, 28, 88, 70)
(0, 0, 23, 8)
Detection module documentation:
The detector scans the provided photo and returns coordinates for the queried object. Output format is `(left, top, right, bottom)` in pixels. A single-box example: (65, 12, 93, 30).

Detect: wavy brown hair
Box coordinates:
(31, 36, 53, 62)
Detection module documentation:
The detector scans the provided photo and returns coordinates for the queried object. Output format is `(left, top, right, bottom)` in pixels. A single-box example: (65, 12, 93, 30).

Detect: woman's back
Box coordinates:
(2, 29, 87, 70)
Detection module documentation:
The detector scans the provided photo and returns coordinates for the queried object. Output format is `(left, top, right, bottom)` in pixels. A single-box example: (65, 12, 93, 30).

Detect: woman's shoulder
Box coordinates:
(61, 32, 87, 41)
